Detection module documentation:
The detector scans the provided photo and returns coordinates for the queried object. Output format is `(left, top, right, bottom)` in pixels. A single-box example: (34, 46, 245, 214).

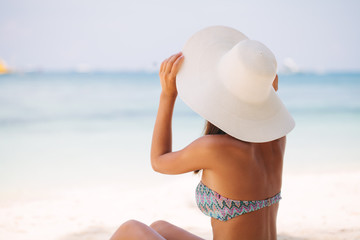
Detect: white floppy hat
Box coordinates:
(176, 26, 295, 143)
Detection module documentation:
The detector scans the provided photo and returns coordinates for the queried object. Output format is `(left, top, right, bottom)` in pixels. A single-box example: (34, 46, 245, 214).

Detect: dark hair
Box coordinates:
(194, 121, 226, 174)
(202, 121, 226, 136)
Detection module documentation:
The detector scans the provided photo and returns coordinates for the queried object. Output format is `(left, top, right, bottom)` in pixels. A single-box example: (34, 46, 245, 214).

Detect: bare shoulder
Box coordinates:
(190, 134, 234, 147)
(189, 134, 251, 157)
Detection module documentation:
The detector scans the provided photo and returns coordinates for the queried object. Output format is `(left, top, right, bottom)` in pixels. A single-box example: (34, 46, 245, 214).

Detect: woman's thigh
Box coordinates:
(150, 220, 204, 240)
(110, 220, 166, 240)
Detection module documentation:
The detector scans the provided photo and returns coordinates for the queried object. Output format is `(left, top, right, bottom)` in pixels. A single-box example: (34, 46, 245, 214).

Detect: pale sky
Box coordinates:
(0, 0, 359, 72)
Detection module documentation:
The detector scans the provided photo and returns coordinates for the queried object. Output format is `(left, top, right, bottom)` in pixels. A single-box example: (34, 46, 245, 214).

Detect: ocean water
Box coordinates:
(0, 71, 359, 196)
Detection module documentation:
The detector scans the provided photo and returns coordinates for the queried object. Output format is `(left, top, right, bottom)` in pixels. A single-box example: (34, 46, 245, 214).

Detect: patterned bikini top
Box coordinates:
(195, 181, 281, 221)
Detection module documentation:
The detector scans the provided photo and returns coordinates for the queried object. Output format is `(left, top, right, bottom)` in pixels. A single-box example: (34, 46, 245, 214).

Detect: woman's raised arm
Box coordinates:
(150, 53, 217, 174)
(150, 52, 183, 171)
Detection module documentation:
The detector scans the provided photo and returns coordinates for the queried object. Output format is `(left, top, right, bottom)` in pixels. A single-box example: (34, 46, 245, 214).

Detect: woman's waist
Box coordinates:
(211, 204, 279, 240)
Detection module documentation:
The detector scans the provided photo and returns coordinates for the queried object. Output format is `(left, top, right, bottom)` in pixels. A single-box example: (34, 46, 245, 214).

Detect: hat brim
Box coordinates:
(176, 26, 295, 142)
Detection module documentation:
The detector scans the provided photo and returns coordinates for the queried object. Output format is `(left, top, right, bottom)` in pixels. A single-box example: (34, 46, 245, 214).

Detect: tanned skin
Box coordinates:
(110, 52, 285, 240)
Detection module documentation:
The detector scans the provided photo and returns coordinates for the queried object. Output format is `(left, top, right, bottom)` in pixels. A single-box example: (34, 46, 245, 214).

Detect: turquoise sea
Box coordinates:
(0, 71, 359, 195)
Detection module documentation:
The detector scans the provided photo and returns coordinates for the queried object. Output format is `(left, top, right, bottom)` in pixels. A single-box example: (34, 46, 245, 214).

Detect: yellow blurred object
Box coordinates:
(0, 59, 9, 74)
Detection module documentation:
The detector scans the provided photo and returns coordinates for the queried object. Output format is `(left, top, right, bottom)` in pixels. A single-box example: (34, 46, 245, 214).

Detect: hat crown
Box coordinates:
(218, 39, 277, 103)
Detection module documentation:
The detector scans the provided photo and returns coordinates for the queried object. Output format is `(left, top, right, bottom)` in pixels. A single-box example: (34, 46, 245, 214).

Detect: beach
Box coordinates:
(0, 72, 359, 239)
(278, 172, 360, 240)
(0, 172, 359, 240)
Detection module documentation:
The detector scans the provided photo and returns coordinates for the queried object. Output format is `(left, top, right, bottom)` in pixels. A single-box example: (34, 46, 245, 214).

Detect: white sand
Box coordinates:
(0, 171, 359, 240)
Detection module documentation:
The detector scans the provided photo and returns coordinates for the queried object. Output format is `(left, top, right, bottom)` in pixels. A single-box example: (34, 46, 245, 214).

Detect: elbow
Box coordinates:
(151, 162, 159, 172)
(150, 156, 161, 173)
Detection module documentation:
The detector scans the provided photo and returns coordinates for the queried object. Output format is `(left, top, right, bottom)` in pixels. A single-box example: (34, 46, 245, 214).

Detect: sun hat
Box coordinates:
(176, 26, 295, 143)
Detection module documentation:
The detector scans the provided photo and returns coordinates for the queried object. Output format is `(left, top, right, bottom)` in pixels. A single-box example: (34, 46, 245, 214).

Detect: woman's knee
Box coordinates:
(110, 220, 145, 240)
(121, 219, 143, 231)
(150, 220, 202, 240)
(150, 220, 172, 232)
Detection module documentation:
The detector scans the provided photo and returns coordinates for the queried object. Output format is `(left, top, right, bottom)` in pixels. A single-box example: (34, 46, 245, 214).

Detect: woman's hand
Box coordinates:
(159, 52, 184, 98)
(272, 74, 278, 92)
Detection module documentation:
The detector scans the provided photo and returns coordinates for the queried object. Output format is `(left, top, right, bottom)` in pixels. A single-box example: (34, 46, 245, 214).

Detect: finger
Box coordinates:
(165, 52, 182, 73)
(171, 55, 184, 76)
(165, 54, 178, 73)
(160, 60, 167, 73)
(160, 56, 171, 73)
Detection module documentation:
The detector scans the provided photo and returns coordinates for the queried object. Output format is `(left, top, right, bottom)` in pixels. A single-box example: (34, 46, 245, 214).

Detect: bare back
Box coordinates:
(201, 134, 286, 240)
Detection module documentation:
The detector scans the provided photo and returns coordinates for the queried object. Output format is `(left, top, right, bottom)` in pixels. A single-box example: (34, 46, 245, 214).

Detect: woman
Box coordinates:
(110, 26, 295, 240)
